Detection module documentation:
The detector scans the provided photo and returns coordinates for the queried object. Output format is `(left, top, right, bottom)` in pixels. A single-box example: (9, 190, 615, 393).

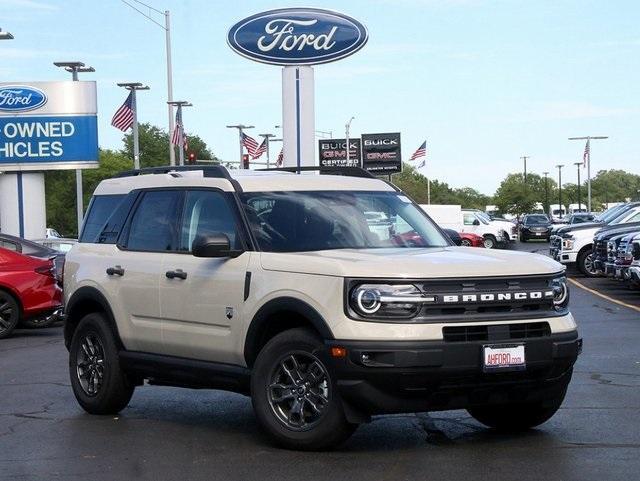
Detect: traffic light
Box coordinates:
(242, 153, 250, 169)
(187, 152, 196, 164)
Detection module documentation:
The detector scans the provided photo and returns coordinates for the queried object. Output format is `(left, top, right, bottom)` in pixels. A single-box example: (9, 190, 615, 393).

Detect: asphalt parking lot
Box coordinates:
(2, 242, 639, 481)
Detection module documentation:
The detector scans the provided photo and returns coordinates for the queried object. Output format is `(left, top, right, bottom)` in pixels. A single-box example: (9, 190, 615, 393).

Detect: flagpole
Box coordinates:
(132, 90, 140, 170)
(569, 135, 608, 212)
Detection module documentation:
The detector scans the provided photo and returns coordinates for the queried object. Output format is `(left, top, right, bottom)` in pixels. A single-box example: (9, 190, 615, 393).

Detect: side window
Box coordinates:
(179, 191, 240, 251)
(0, 240, 18, 251)
(80, 195, 126, 243)
(96, 191, 138, 244)
(125, 190, 182, 252)
(463, 213, 476, 225)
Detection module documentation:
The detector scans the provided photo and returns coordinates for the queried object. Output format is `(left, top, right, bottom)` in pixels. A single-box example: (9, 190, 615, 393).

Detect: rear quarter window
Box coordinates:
(79, 195, 126, 243)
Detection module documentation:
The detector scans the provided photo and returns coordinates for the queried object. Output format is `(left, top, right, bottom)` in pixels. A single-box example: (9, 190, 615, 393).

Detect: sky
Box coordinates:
(1, 0, 639, 194)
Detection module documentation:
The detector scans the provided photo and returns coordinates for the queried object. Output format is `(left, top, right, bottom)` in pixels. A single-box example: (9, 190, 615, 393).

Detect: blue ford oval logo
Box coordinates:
(227, 8, 368, 66)
(0, 85, 47, 112)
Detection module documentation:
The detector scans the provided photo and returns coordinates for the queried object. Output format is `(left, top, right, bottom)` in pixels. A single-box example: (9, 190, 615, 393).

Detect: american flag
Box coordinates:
(253, 138, 267, 159)
(171, 107, 188, 149)
(111, 92, 134, 131)
(276, 148, 284, 167)
(583, 139, 590, 167)
(241, 132, 259, 157)
(410, 140, 426, 160)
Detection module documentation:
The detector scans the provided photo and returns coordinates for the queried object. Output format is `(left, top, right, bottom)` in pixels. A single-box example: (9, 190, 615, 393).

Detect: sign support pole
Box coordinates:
(282, 66, 315, 169)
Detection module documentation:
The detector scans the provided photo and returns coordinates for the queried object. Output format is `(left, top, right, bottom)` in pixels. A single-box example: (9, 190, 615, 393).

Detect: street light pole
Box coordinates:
(345, 117, 355, 166)
(226, 125, 254, 169)
(573, 162, 582, 211)
(118, 83, 150, 170)
(556, 164, 564, 216)
(520, 155, 530, 183)
(543, 171, 549, 216)
(259, 133, 276, 168)
(168, 100, 192, 166)
(568, 136, 608, 212)
(53, 61, 95, 235)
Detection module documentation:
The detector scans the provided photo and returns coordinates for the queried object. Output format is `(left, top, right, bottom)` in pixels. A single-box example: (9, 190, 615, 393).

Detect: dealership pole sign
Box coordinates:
(362, 133, 402, 174)
(228, 8, 368, 169)
(318, 138, 362, 167)
(0, 81, 98, 171)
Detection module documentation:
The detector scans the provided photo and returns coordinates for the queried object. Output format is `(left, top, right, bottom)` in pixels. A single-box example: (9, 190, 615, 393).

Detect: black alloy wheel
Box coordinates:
(0, 291, 19, 340)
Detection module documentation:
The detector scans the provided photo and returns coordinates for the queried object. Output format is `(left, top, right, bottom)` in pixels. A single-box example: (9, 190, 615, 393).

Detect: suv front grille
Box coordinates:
(595, 240, 608, 260)
(443, 322, 551, 343)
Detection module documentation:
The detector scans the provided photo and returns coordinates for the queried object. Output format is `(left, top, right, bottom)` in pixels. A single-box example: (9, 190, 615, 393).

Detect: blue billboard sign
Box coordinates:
(0, 85, 48, 113)
(0, 115, 98, 164)
(227, 8, 368, 66)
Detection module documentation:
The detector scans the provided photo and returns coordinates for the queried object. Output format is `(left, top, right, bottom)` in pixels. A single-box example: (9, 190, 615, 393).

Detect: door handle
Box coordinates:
(166, 269, 187, 280)
(106, 265, 125, 276)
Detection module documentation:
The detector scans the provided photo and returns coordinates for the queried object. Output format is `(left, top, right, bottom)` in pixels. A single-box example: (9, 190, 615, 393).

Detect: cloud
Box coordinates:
(0, 0, 58, 10)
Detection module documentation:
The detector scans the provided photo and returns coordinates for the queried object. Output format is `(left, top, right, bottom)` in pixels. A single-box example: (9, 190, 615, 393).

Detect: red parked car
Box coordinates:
(459, 232, 485, 247)
(0, 248, 62, 339)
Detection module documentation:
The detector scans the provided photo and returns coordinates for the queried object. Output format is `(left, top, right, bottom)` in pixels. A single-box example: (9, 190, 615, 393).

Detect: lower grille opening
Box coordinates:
(443, 322, 551, 343)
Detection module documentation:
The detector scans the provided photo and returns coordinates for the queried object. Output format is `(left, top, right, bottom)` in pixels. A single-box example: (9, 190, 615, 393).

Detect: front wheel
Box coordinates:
(69, 313, 134, 414)
(577, 248, 597, 277)
(251, 328, 357, 450)
(0, 291, 19, 340)
(483, 235, 497, 249)
(460, 239, 472, 247)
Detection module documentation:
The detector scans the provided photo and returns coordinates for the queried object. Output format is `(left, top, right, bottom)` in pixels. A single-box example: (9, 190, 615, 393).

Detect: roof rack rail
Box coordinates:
(257, 166, 376, 179)
(112, 165, 232, 181)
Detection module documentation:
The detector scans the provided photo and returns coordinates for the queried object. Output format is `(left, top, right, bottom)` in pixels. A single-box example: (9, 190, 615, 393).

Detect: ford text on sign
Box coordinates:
(0, 116, 98, 163)
(227, 8, 368, 65)
(0, 86, 48, 112)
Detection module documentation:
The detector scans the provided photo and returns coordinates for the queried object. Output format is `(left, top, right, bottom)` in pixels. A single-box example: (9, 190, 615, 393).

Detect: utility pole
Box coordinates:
(543, 171, 549, 216)
(345, 116, 355, 166)
(53, 61, 95, 235)
(226, 125, 254, 169)
(259, 133, 276, 168)
(168, 100, 192, 166)
(569, 136, 608, 212)
(118, 82, 150, 169)
(520, 155, 530, 183)
(119, 1, 175, 166)
(556, 164, 564, 217)
(573, 162, 582, 211)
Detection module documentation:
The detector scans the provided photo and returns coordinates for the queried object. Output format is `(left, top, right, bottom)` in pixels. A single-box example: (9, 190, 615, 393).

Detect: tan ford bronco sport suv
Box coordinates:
(63, 165, 581, 450)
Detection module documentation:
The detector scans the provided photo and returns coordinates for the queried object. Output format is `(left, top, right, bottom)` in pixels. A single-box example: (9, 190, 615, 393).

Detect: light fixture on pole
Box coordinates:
(345, 116, 355, 166)
(520, 155, 530, 183)
(542, 171, 550, 216)
(120, 0, 176, 166)
(568, 136, 608, 212)
(556, 164, 564, 216)
(118, 82, 150, 170)
(573, 162, 583, 212)
(168, 100, 192, 166)
(259, 133, 276, 168)
(0, 28, 14, 40)
(53, 60, 95, 235)
(226, 124, 254, 169)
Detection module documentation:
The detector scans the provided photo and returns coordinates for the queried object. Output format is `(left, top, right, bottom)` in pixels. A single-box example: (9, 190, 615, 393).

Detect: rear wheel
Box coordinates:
(483, 235, 497, 249)
(69, 313, 134, 414)
(251, 328, 357, 450)
(0, 291, 19, 340)
(460, 239, 472, 247)
(577, 248, 597, 277)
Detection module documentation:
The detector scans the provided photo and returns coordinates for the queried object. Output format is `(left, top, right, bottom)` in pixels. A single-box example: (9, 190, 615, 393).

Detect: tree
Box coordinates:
(590, 169, 640, 207)
(122, 123, 218, 167)
(493, 173, 538, 217)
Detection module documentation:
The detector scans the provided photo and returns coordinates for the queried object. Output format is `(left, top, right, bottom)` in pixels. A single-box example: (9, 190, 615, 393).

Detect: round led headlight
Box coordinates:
(550, 276, 569, 309)
(356, 287, 382, 314)
(350, 283, 424, 319)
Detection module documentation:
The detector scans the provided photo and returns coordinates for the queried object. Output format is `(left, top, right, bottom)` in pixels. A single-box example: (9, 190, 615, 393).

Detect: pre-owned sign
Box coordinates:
(361, 132, 402, 174)
(318, 138, 361, 167)
(0, 81, 98, 171)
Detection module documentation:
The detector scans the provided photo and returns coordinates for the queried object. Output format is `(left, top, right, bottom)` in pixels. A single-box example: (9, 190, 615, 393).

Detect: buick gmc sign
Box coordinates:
(227, 8, 368, 65)
(0, 86, 47, 112)
(362, 133, 402, 174)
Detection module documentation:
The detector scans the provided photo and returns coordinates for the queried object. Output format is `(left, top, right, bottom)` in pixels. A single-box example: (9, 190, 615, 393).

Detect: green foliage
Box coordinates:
(493, 173, 538, 216)
(590, 169, 640, 206)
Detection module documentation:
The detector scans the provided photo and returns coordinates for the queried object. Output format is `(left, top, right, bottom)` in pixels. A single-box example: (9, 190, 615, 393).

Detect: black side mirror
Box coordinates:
(192, 233, 242, 258)
(633, 242, 640, 260)
(472, 219, 480, 226)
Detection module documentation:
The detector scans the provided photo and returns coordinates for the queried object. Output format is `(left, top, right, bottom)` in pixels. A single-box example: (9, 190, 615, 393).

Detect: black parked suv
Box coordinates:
(520, 214, 552, 242)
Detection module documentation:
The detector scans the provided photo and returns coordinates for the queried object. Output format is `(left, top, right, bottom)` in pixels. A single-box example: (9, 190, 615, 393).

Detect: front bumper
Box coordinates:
(550, 248, 578, 264)
(630, 266, 640, 282)
(326, 330, 581, 416)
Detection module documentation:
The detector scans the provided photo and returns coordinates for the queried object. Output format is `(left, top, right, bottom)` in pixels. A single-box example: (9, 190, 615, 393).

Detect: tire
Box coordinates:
(460, 239, 472, 247)
(468, 372, 571, 431)
(250, 328, 357, 450)
(0, 290, 19, 340)
(577, 248, 597, 277)
(483, 235, 496, 249)
(69, 312, 134, 415)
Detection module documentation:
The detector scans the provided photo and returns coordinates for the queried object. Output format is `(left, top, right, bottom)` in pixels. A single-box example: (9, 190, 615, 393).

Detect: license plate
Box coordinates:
(483, 344, 526, 372)
(535, 232, 542, 236)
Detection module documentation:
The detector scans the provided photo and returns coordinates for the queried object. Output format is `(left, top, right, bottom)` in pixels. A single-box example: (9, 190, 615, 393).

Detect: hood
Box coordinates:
(260, 247, 563, 279)
(556, 221, 603, 235)
(594, 223, 640, 241)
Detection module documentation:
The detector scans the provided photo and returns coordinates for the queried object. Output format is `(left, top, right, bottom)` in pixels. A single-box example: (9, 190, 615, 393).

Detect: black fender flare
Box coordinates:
(243, 297, 334, 367)
(64, 286, 123, 350)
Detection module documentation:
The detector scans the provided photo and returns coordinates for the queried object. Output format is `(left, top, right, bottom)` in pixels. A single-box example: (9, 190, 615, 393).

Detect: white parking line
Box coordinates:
(568, 278, 640, 313)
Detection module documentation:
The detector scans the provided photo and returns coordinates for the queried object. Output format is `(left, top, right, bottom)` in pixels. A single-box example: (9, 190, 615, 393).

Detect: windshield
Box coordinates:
(525, 215, 549, 225)
(240, 191, 450, 252)
(610, 207, 640, 225)
(597, 205, 626, 223)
